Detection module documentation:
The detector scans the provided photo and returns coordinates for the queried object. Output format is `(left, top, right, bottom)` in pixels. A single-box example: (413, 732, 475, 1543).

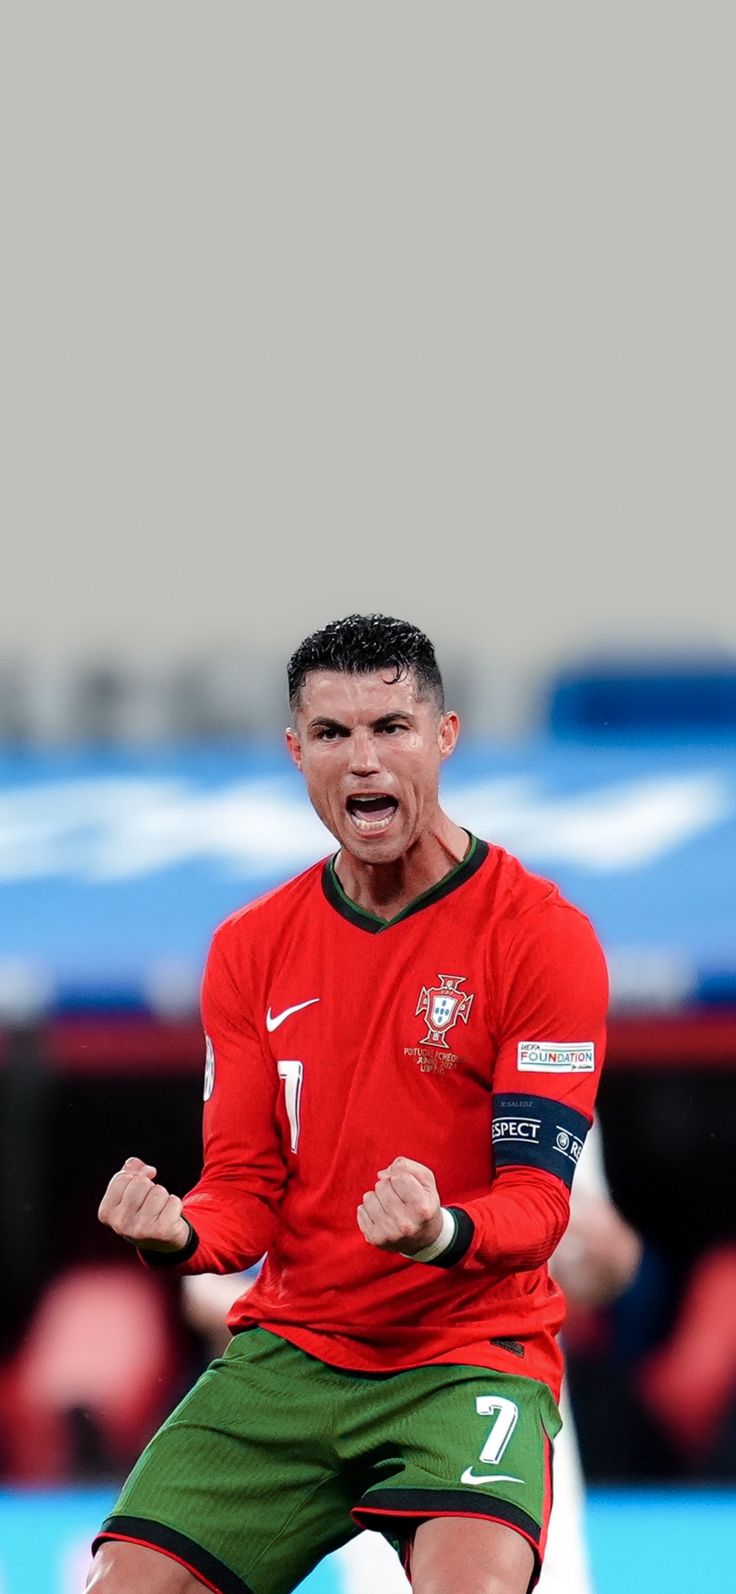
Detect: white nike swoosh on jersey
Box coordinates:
(460, 1469, 525, 1487)
(266, 998, 320, 1032)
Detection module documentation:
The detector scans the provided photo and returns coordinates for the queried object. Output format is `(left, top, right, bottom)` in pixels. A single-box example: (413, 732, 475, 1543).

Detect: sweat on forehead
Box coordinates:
(287, 613, 445, 713)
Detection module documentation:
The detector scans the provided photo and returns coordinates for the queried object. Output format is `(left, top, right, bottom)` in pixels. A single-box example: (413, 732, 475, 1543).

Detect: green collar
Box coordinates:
(322, 834, 488, 933)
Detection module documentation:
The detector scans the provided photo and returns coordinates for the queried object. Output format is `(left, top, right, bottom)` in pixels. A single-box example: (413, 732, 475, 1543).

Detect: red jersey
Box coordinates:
(170, 837, 608, 1401)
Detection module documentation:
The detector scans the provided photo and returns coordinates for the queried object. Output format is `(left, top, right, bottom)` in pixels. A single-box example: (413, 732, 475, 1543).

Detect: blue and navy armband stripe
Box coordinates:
(492, 1093, 591, 1188)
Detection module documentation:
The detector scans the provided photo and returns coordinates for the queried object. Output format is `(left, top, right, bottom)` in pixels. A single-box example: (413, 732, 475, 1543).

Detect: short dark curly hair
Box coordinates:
(287, 613, 444, 713)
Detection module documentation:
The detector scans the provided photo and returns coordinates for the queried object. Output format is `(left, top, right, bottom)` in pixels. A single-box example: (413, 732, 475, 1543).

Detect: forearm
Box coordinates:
(139, 1177, 280, 1275)
(362, 1159, 572, 1276)
(452, 1168, 571, 1274)
(181, 1180, 279, 1273)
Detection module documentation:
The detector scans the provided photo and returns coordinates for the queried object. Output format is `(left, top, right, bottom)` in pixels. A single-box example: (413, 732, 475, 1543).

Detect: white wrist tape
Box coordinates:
(400, 1206, 457, 1263)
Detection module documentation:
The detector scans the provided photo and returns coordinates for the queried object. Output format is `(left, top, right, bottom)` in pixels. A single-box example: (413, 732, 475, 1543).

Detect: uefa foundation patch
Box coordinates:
(517, 1042, 595, 1073)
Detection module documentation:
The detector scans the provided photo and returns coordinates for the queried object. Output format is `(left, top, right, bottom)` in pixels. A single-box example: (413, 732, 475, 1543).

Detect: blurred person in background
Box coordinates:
(89, 613, 609, 1594)
(541, 1118, 642, 1594)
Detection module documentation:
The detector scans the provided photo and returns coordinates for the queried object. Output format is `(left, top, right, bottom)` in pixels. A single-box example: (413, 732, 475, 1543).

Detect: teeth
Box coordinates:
(350, 810, 395, 833)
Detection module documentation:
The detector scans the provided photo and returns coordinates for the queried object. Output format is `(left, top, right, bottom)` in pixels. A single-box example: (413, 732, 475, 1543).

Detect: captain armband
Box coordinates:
(492, 1094, 591, 1189)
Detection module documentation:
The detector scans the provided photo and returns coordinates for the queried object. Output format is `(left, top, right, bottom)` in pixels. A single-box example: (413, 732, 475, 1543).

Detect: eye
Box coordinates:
(314, 726, 345, 741)
(380, 722, 405, 735)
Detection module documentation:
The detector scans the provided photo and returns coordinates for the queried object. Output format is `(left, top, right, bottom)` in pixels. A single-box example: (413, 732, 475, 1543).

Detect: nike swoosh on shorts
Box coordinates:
(460, 1469, 525, 1486)
(266, 998, 320, 1032)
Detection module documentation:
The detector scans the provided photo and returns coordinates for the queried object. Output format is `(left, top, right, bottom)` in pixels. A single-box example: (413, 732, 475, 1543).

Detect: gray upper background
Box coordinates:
(2, 4, 733, 733)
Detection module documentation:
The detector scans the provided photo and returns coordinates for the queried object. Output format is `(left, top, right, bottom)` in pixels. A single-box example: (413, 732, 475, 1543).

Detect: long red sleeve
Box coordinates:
(178, 927, 287, 1273)
(459, 1167, 570, 1273)
(446, 896, 607, 1278)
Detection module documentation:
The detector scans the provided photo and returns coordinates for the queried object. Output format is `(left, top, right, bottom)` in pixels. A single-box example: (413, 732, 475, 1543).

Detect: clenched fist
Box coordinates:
(98, 1156, 190, 1253)
(357, 1156, 443, 1255)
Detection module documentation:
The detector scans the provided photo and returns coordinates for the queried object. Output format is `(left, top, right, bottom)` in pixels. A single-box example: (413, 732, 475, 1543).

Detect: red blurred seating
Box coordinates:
(638, 1245, 736, 1461)
(0, 1263, 181, 1481)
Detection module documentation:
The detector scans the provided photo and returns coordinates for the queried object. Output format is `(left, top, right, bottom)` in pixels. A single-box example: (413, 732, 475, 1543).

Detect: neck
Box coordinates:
(334, 814, 470, 920)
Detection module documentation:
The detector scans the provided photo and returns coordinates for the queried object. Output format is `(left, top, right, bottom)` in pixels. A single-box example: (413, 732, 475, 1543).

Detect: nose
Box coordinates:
(349, 727, 381, 775)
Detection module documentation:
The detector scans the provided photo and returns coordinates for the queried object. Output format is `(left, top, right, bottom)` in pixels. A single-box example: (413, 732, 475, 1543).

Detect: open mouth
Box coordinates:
(346, 794, 399, 834)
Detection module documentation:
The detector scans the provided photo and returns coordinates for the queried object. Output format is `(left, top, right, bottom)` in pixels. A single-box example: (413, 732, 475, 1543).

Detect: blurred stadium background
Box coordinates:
(2, 7, 735, 1592)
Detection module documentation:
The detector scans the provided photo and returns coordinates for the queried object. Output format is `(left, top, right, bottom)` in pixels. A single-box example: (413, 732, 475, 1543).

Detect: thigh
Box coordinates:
(87, 1539, 206, 1592)
(412, 1516, 535, 1594)
(347, 1365, 560, 1590)
(94, 1328, 360, 1594)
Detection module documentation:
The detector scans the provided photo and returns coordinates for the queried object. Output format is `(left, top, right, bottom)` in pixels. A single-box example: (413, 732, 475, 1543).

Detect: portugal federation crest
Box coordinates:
(415, 974, 474, 1048)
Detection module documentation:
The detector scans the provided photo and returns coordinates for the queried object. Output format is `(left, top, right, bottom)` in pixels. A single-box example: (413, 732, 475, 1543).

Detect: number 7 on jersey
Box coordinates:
(277, 1060, 304, 1152)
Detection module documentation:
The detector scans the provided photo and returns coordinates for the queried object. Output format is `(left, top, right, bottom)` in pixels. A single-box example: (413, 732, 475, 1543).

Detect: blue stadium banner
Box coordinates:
(0, 737, 734, 1014)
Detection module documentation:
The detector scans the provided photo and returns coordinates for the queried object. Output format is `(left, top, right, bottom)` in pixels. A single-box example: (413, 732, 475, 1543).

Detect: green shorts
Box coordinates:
(94, 1327, 560, 1594)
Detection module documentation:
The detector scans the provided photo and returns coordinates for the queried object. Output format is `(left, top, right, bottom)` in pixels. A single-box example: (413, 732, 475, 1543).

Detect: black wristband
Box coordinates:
(421, 1206, 475, 1268)
(136, 1220, 200, 1269)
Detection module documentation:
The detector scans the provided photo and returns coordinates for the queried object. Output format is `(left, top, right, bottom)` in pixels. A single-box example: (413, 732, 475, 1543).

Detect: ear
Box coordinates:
(438, 711, 460, 761)
(285, 727, 303, 771)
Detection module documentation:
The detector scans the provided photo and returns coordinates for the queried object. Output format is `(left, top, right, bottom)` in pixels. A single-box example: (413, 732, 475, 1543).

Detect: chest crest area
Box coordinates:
(406, 973, 474, 1074)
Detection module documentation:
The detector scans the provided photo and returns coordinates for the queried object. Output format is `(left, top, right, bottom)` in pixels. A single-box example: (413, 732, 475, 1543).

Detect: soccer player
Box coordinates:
(89, 614, 608, 1594)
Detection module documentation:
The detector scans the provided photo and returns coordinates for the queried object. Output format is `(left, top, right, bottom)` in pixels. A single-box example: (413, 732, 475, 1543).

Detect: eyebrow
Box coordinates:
(307, 712, 415, 733)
